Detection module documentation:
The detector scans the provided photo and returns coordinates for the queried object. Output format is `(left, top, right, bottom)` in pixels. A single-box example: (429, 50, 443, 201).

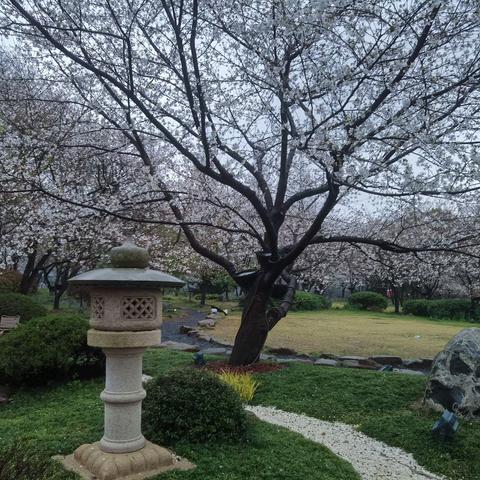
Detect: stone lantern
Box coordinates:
(59, 241, 192, 480)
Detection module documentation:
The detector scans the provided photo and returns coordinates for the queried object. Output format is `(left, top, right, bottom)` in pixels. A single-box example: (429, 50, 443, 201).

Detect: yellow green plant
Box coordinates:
(216, 370, 260, 403)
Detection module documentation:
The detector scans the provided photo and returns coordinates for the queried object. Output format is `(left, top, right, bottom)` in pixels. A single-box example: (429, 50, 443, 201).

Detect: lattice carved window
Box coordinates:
(122, 297, 156, 319)
(92, 297, 105, 320)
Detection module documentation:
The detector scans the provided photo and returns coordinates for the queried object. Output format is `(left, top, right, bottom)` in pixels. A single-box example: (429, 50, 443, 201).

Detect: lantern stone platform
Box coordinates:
(56, 241, 194, 480)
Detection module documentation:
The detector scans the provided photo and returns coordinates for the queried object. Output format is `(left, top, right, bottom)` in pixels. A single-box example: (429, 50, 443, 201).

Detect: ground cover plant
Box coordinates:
(213, 309, 470, 358)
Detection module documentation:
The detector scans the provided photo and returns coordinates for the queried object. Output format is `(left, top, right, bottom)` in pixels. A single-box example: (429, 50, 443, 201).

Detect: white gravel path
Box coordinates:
(247, 405, 446, 480)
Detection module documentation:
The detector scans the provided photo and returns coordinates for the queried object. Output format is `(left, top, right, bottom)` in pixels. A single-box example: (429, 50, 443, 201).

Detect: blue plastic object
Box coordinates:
(192, 352, 206, 366)
(432, 410, 459, 440)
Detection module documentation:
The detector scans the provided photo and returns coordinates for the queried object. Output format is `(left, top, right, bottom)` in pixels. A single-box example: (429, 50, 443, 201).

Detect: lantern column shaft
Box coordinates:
(100, 347, 147, 454)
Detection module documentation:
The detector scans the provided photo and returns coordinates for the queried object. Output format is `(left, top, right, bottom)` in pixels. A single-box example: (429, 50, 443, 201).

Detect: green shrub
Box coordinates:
(0, 441, 76, 480)
(403, 299, 431, 317)
(428, 299, 474, 320)
(403, 298, 477, 321)
(348, 291, 388, 311)
(143, 369, 248, 445)
(290, 291, 331, 311)
(0, 269, 21, 294)
(0, 313, 104, 386)
(0, 293, 47, 322)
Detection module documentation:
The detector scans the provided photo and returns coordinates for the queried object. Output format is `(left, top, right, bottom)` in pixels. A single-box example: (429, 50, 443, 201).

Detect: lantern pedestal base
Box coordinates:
(56, 441, 194, 480)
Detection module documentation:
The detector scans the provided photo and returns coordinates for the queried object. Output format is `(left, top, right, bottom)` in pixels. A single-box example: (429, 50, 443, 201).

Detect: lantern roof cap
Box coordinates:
(68, 240, 185, 288)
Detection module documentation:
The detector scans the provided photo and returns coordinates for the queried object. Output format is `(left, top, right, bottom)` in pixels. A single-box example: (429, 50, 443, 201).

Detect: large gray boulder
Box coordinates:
(424, 328, 480, 418)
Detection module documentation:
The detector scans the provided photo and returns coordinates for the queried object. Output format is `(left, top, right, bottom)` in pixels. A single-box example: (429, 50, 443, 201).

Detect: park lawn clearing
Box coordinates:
(1, 348, 479, 480)
(213, 309, 471, 358)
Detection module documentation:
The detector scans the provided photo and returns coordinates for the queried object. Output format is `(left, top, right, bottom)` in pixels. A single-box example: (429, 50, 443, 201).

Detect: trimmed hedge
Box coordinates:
(143, 369, 248, 445)
(291, 291, 331, 311)
(402, 299, 430, 317)
(404, 298, 478, 321)
(0, 293, 47, 322)
(0, 313, 104, 385)
(348, 291, 388, 311)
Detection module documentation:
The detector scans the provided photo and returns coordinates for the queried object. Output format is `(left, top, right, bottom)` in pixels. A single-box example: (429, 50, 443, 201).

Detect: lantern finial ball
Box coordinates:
(110, 239, 149, 269)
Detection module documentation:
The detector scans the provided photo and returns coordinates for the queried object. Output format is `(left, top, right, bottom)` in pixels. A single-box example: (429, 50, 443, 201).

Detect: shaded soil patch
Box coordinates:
(205, 361, 285, 374)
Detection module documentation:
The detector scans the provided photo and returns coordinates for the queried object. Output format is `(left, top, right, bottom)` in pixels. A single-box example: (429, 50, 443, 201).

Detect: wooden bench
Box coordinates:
(0, 316, 20, 336)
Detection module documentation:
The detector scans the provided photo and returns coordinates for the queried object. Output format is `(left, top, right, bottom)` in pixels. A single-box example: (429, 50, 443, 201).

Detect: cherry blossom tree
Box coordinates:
(2, 0, 480, 364)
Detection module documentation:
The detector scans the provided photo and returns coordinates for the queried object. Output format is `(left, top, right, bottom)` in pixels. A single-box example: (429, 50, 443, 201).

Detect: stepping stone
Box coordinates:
(198, 319, 216, 328)
(403, 358, 433, 371)
(200, 347, 227, 356)
(338, 356, 380, 369)
(158, 341, 199, 352)
(369, 355, 403, 366)
(314, 359, 338, 367)
(394, 368, 425, 376)
(179, 325, 197, 334)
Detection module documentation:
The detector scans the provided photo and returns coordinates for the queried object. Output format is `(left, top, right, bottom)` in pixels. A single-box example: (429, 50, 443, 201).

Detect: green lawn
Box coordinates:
(214, 308, 472, 358)
(1, 349, 479, 480)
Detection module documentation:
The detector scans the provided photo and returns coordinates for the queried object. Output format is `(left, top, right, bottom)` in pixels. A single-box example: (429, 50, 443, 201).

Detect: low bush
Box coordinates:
(0, 293, 47, 322)
(0, 313, 104, 386)
(0, 441, 76, 480)
(216, 370, 260, 402)
(403, 299, 432, 317)
(348, 291, 388, 311)
(404, 298, 477, 321)
(143, 369, 248, 445)
(0, 269, 22, 294)
(428, 299, 475, 320)
(289, 291, 331, 311)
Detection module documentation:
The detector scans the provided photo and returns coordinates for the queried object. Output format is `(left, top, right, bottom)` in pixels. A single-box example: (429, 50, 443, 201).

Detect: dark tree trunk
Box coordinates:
(229, 272, 296, 366)
(393, 286, 401, 313)
(229, 279, 272, 365)
(53, 290, 62, 310)
(200, 283, 207, 306)
(19, 251, 37, 294)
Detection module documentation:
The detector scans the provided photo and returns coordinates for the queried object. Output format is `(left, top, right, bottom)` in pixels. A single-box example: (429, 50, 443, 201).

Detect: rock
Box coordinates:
(314, 359, 338, 367)
(158, 341, 200, 352)
(317, 353, 338, 360)
(424, 328, 480, 417)
(259, 353, 275, 361)
(340, 360, 377, 370)
(369, 355, 403, 367)
(276, 358, 313, 364)
(179, 325, 197, 334)
(403, 358, 433, 372)
(393, 368, 425, 376)
(338, 356, 380, 368)
(142, 374, 153, 384)
(198, 319, 216, 328)
(197, 333, 213, 342)
(200, 347, 227, 356)
(267, 347, 297, 356)
(186, 329, 200, 336)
